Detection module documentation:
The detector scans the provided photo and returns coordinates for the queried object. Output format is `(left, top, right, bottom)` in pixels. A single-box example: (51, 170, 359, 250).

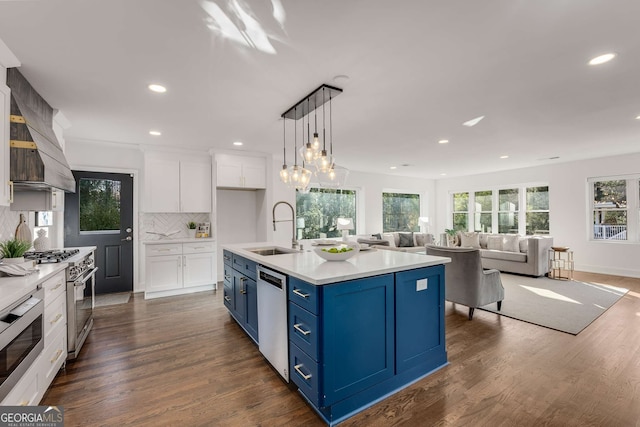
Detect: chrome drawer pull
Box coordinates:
(292, 289, 310, 299)
(52, 283, 63, 291)
(50, 313, 63, 325)
(224, 296, 231, 302)
(294, 364, 312, 381)
(293, 323, 311, 336)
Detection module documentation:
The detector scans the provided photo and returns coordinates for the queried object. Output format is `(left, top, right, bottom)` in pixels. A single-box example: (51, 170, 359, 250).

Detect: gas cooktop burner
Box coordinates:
(24, 249, 80, 264)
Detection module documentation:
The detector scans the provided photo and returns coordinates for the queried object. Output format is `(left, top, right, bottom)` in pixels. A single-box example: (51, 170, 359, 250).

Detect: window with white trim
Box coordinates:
(382, 192, 420, 232)
(589, 176, 640, 242)
(451, 192, 469, 232)
(296, 188, 357, 239)
(526, 186, 549, 235)
(473, 190, 492, 233)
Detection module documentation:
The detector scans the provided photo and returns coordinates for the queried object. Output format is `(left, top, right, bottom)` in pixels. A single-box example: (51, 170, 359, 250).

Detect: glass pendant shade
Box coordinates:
(300, 143, 318, 164)
(315, 150, 331, 173)
(312, 133, 320, 150)
(279, 165, 289, 183)
(317, 162, 349, 188)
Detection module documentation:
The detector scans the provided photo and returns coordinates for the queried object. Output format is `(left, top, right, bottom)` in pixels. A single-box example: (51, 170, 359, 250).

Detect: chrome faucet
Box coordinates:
(272, 201, 298, 250)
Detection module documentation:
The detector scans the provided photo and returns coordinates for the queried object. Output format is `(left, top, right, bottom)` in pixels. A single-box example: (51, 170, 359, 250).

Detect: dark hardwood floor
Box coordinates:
(43, 271, 640, 426)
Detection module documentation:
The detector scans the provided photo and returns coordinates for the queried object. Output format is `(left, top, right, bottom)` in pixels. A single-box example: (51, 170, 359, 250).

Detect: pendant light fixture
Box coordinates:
(280, 84, 346, 190)
(279, 117, 289, 184)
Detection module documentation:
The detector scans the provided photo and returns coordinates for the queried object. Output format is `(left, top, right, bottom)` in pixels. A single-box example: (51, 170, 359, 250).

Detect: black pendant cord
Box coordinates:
(307, 98, 311, 146)
(282, 118, 287, 167)
(293, 107, 298, 167)
(314, 96, 319, 142)
(322, 87, 327, 152)
(329, 93, 333, 162)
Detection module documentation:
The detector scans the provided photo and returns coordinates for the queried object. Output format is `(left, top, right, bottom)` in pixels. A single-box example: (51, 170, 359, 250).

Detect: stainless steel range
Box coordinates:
(25, 248, 97, 360)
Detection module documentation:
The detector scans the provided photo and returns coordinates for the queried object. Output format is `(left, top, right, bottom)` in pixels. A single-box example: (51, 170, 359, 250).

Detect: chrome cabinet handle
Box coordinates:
(293, 323, 311, 336)
(52, 283, 63, 291)
(9, 181, 14, 204)
(224, 296, 231, 302)
(121, 236, 132, 241)
(292, 289, 310, 299)
(294, 364, 312, 381)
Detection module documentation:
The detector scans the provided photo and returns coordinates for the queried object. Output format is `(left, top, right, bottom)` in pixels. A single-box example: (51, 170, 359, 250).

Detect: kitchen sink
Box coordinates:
(247, 247, 300, 256)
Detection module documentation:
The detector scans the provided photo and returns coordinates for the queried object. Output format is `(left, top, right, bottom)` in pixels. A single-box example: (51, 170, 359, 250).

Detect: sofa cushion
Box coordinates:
(478, 233, 489, 249)
(460, 232, 480, 248)
(481, 249, 527, 263)
(381, 233, 396, 247)
(519, 238, 529, 253)
(398, 232, 414, 247)
(503, 234, 520, 252)
(357, 237, 389, 246)
(487, 235, 503, 250)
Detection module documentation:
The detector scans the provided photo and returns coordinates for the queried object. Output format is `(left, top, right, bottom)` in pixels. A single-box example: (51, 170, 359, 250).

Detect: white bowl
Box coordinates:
(313, 243, 360, 261)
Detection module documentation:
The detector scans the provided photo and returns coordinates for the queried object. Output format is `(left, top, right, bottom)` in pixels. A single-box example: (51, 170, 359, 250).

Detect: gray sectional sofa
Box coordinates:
(447, 232, 554, 277)
(356, 232, 434, 253)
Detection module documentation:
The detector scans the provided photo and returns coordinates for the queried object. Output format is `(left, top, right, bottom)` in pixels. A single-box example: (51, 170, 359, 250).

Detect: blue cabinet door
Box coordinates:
(322, 274, 395, 406)
(245, 277, 259, 342)
(395, 265, 445, 373)
(232, 270, 247, 324)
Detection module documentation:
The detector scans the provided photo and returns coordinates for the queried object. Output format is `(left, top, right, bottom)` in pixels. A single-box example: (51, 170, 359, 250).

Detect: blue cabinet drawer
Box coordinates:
(223, 250, 233, 266)
(289, 303, 319, 361)
(223, 283, 233, 311)
(288, 277, 319, 314)
(290, 342, 320, 406)
(223, 264, 233, 286)
(232, 254, 257, 281)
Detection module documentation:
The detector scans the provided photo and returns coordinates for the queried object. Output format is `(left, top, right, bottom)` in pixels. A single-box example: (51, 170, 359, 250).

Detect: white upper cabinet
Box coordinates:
(0, 82, 10, 206)
(216, 154, 266, 189)
(144, 153, 212, 213)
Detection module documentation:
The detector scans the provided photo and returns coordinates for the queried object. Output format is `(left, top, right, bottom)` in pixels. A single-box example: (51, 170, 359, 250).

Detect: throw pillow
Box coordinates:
(372, 233, 382, 240)
(487, 235, 503, 251)
(460, 232, 480, 248)
(479, 233, 489, 249)
(398, 232, 414, 247)
(519, 238, 529, 253)
(381, 233, 396, 247)
(503, 234, 520, 253)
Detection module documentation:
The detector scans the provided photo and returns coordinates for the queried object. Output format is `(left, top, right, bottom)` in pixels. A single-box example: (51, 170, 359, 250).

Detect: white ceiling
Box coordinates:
(1, 0, 639, 180)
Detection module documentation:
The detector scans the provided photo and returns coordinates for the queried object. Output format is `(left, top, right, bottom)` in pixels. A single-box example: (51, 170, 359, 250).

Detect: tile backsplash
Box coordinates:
(0, 206, 24, 241)
(139, 212, 214, 241)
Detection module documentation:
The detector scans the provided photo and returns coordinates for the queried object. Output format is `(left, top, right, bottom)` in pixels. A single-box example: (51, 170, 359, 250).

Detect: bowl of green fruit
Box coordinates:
(314, 243, 360, 261)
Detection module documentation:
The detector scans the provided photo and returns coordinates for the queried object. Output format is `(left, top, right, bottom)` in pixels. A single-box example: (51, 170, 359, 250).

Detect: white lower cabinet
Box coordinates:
(145, 241, 216, 299)
(1, 271, 67, 406)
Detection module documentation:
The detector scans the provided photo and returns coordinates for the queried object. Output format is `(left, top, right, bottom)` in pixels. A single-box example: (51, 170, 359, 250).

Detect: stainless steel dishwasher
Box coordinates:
(256, 265, 289, 382)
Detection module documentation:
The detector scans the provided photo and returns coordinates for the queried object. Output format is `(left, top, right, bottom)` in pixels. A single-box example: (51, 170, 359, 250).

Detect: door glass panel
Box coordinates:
(79, 178, 121, 232)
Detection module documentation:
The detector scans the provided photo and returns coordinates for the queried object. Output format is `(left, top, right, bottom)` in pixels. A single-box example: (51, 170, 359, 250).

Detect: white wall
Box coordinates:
(435, 152, 640, 278)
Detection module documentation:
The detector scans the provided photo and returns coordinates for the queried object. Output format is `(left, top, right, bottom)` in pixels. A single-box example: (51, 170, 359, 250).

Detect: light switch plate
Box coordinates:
(416, 278, 428, 291)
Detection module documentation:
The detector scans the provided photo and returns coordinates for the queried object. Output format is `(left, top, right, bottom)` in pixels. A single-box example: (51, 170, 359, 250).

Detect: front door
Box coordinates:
(64, 171, 134, 294)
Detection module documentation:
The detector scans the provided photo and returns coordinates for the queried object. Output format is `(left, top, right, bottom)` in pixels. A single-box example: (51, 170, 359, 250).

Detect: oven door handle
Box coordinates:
(74, 267, 99, 287)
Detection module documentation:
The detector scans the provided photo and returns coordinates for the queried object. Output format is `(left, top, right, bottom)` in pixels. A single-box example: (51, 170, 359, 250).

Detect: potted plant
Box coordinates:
(187, 221, 197, 238)
(444, 228, 459, 247)
(0, 238, 32, 264)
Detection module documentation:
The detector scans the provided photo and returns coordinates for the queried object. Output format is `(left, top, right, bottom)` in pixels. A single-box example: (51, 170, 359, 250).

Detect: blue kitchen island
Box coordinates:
(222, 243, 450, 426)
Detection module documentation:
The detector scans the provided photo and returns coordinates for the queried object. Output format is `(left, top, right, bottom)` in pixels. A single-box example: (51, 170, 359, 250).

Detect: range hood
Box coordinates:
(7, 68, 75, 193)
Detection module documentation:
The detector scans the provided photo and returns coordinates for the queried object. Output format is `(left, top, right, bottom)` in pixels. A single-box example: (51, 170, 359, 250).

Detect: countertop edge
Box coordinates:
(223, 242, 451, 285)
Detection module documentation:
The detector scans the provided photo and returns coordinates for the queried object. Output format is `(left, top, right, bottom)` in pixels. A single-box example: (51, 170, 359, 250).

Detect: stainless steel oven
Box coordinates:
(0, 287, 44, 401)
(66, 252, 97, 360)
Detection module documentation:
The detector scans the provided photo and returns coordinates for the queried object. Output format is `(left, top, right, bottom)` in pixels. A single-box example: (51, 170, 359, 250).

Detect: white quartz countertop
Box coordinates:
(223, 242, 451, 286)
(143, 238, 215, 245)
(0, 263, 68, 311)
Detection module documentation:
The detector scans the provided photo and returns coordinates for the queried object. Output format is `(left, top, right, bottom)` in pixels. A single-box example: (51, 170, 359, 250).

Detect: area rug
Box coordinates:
(478, 274, 628, 335)
(93, 292, 131, 308)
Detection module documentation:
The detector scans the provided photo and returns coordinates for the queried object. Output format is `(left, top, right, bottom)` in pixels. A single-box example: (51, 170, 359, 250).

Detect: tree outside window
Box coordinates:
(526, 186, 549, 235)
(474, 190, 492, 232)
(593, 180, 627, 240)
(296, 188, 357, 239)
(498, 188, 519, 234)
(382, 193, 420, 232)
(452, 192, 468, 231)
(79, 178, 121, 232)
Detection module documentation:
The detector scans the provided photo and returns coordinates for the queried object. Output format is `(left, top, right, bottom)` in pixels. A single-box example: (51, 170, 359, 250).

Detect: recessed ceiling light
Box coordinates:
(440, 173, 447, 176)
(148, 84, 167, 93)
(500, 155, 509, 159)
(389, 166, 397, 170)
(636, 115, 640, 120)
(463, 115, 484, 127)
(149, 130, 162, 136)
(233, 141, 243, 146)
(438, 139, 449, 144)
(588, 53, 616, 66)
